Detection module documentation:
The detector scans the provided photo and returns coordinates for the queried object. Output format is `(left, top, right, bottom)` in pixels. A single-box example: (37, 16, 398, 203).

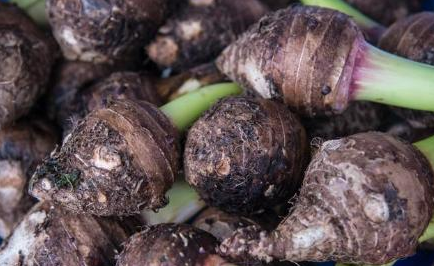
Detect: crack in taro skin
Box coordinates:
(185, 97, 307, 214)
(116, 223, 229, 266)
(220, 132, 434, 265)
(29, 100, 180, 216)
(217, 6, 365, 117)
(0, 202, 131, 266)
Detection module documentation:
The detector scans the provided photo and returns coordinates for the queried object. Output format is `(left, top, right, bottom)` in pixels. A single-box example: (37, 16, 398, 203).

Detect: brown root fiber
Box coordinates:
(216, 6, 364, 117)
(0, 3, 56, 128)
(147, 0, 268, 72)
(220, 132, 434, 265)
(0, 118, 58, 238)
(29, 99, 179, 216)
(0, 202, 131, 266)
(116, 223, 229, 266)
(344, 0, 422, 25)
(47, 0, 169, 64)
(185, 97, 307, 214)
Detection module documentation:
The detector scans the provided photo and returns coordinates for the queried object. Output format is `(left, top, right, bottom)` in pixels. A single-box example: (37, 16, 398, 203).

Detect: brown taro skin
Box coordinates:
(29, 99, 180, 216)
(147, 0, 268, 72)
(217, 6, 364, 117)
(47, 0, 169, 64)
(344, 0, 422, 26)
(116, 223, 230, 266)
(0, 3, 56, 128)
(0, 118, 58, 238)
(0, 202, 130, 266)
(185, 97, 307, 214)
(220, 132, 434, 265)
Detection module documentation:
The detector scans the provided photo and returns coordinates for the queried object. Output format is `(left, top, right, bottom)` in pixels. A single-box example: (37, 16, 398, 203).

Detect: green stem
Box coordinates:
(141, 181, 206, 225)
(300, 0, 385, 43)
(352, 43, 434, 112)
(414, 135, 434, 169)
(160, 83, 242, 132)
(10, 0, 48, 26)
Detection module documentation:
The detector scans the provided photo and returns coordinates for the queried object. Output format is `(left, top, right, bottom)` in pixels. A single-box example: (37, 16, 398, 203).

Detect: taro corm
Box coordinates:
(0, 202, 132, 266)
(185, 96, 307, 214)
(147, 0, 268, 72)
(116, 223, 235, 266)
(220, 132, 434, 265)
(47, 0, 169, 64)
(0, 118, 57, 238)
(217, 6, 434, 117)
(29, 84, 242, 216)
(0, 3, 56, 128)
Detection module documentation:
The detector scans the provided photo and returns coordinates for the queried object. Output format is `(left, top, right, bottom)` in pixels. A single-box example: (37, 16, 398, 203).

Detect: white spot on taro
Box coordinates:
(363, 193, 389, 223)
(264, 185, 275, 197)
(178, 20, 203, 40)
(92, 146, 122, 171)
(97, 192, 107, 203)
(189, 0, 215, 6)
(61, 28, 79, 47)
(244, 59, 272, 98)
(41, 178, 53, 191)
(174, 79, 202, 97)
(292, 225, 327, 249)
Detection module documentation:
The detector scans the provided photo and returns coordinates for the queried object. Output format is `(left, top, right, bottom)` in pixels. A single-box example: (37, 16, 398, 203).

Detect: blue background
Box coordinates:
(0, 0, 434, 265)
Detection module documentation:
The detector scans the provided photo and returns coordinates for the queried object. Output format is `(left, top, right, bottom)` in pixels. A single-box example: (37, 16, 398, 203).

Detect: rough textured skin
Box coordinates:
(304, 101, 386, 140)
(220, 132, 434, 264)
(0, 202, 130, 266)
(0, 3, 56, 128)
(344, 0, 422, 25)
(185, 97, 307, 214)
(47, 0, 168, 64)
(157, 63, 227, 102)
(48, 61, 118, 134)
(378, 12, 434, 131)
(116, 223, 229, 266)
(147, 0, 268, 71)
(260, 0, 295, 11)
(0, 118, 57, 238)
(29, 99, 180, 216)
(217, 6, 364, 117)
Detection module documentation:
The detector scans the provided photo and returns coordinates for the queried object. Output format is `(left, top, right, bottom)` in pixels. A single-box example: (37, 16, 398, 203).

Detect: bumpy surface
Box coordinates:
(0, 3, 56, 127)
(0, 118, 57, 238)
(345, 0, 421, 25)
(47, 0, 168, 64)
(221, 132, 434, 264)
(147, 0, 268, 71)
(116, 223, 227, 266)
(0, 202, 130, 266)
(217, 6, 364, 117)
(29, 100, 179, 216)
(304, 101, 386, 140)
(185, 97, 307, 214)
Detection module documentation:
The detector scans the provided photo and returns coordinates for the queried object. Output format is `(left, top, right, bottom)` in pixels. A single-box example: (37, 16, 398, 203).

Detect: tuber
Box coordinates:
(0, 201, 131, 266)
(0, 3, 56, 128)
(0, 118, 57, 238)
(217, 6, 434, 117)
(116, 223, 235, 266)
(29, 83, 242, 216)
(47, 0, 169, 64)
(220, 132, 434, 265)
(185, 96, 307, 214)
(147, 0, 268, 72)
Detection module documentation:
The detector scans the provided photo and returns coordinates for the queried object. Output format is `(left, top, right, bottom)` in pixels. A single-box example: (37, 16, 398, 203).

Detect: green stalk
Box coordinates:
(160, 83, 242, 132)
(337, 136, 434, 266)
(141, 181, 206, 225)
(352, 43, 434, 112)
(10, 0, 48, 26)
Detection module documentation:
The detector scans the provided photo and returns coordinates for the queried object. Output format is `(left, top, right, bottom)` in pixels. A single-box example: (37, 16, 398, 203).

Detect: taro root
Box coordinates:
(217, 6, 434, 117)
(116, 223, 231, 266)
(220, 132, 434, 265)
(304, 101, 386, 140)
(0, 3, 56, 128)
(147, 0, 268, 71)
(0, 202, 131, 266)
(29, 84, 242, 216)
(47, 0, 169, 64)
(0, 118, 57, 238)
(185, 97, 307, 214)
